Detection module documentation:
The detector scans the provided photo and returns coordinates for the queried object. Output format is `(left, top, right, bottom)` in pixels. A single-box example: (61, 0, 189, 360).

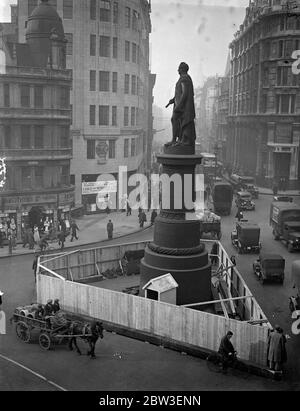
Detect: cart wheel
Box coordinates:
(16, 321, 31, 343)
(39, 333, 52, 351)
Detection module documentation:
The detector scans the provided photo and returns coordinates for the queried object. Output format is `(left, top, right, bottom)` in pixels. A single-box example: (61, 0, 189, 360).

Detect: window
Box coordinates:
(108, 140, 116, 158)
(287, 16, 296, 31)
(132, 10, 139, 31)
(4, 83, 10, 107)
(61, 127, 69, 148)
(20, 85, 30, 107)
(99, 36, 110, 57)
(90, 35, 96, 56)
(99, 105, 109, 125)
(90, 105, 96, 125)
(277, 66, 289, 86)
(125, 41, 130, 61)
(131, 138, 136, 156)
(113, 37, 118, 58)
(100, 0, 111, 22)
(87, 140, 95, 159)
(276, 94, 296, 114)
(124, 138, 129, 158)
(21, 126, 31, 149)
(34, 86, 43, 108)
(124, 107, 129, 126)
(112, 106, 117, 126)
(132, 43, 137, 63)
(34, 126, 44, 149)
(278, 40, 284, 58)
(113, 2, 118, 24)
(296, 17, 300, 30)
(61, 165, 69, 185)
(261, 94, 267, 113)
(285, 40, 293, 58)
(90, 70, 96, 91)
(131, 75, 136, 95)
(34, 167, 43, 188)
(125, 7, 131, 28)
(28, 0, 38, 16)
(124, 74, 130, 94)
(112, 72, 118, 92)
(65, 33, 73, 55)
(60, 87, 69, 108)
(99, 71, 110, 91)
(280, 15, 285, 31)
(4, 126, 11, 149)
(22, 167, 31, 189)
(131, 107, 135, 126)
(63, 0, 73, 19)
(90, 0, 96, 20)
(70, 104, 73, 125)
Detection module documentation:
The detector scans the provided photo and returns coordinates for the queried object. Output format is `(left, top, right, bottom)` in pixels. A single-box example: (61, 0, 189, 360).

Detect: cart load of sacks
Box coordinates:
(14, 304, 68, 327)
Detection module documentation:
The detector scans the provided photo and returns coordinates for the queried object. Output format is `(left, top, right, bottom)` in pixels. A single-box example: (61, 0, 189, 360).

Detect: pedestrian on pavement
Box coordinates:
(235, 208, 243, 222)
(139, 210, 147, 228)
(59, 219, 67, 234)
(273, 183, 278, 197)
(107, 220, 114, 240)
(0, 224, 3, 249)
(126, 201, 132, 216)
(33, 225, 40, 245)
(28, 228, 35, 250)
(151, 210, 158, 225)
(58, 230, 66, 250)
(70, 221, 79, 242)
(210, 242, 219, 266)
(7, 229, 12, 255)
(32, 253, 39, 283)
(39, 236, 49, 253)
(267, 325, 286, 372)
(218, 331, 236, 373)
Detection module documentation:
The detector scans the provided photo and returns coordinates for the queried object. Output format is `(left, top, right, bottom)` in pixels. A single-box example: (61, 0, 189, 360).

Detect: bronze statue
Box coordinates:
(165, 62, 196, 148)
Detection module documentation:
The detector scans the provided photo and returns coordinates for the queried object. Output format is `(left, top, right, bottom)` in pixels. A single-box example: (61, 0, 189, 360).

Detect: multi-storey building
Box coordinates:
(195, 76, 218, 153)
(0, 0, 74, 240)
(11, 0, 155, 212)
(227, 0, 300, 189)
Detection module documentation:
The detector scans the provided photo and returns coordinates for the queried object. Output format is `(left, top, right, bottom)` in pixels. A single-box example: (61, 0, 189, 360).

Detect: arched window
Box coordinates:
(0, 49, 6, 75)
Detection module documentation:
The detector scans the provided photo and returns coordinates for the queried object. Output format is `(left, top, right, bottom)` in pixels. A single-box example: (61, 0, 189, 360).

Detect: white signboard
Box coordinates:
(82, 181, 117, 196)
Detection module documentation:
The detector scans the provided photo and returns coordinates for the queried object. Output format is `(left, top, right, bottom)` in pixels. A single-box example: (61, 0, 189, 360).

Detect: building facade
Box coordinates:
(0, 0, 74, 240)
(227, 0, 300, 189)
(13, 0, 155, 212)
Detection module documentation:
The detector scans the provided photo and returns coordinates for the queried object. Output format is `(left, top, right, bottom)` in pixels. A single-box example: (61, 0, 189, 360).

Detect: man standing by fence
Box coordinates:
(107, 220, 114, 240)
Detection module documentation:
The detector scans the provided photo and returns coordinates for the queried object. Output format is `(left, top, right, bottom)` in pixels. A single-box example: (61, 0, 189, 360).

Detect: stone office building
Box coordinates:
(0, 0, 74, 239)
(226, 0, 300, 189)
(13, 0, 155, 212)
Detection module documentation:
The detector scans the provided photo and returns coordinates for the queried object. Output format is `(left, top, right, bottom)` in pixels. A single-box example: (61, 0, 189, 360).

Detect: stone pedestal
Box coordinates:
(140, 145, 212, 306)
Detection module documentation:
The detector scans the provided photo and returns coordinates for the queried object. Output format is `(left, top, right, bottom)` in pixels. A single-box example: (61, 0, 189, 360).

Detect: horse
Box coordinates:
(68, 320, 104, 359)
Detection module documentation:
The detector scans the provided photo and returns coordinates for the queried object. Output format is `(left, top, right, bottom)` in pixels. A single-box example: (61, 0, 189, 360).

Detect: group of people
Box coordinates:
(32, 299, 61, 321)
(218, 326, 288, 374)
(0, 217, 17, 250)
(106, 209, 158, 240)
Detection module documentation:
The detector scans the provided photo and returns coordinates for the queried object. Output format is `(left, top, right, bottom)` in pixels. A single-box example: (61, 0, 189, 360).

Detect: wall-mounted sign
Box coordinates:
(82, 181, 117, 196)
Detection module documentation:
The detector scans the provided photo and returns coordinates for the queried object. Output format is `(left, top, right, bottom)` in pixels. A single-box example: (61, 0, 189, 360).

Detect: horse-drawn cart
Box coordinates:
(13, 311, 72, 350)
(12, 305, 104, 357)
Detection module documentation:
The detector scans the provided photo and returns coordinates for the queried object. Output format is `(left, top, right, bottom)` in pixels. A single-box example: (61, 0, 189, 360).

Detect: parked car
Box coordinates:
(253, 253, 285, 284)
(273, 196, 293, 203)
(212, 182, 233, 216)
(231, 221, 261, 254)
(244, 184, 259, 199)
(235, 191, 255, 211)
(270, 202, 300, 252)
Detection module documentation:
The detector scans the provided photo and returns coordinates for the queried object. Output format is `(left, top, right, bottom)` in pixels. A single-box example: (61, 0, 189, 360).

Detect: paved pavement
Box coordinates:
(0, 210, 152, 258)
(0, 231, 292, 391)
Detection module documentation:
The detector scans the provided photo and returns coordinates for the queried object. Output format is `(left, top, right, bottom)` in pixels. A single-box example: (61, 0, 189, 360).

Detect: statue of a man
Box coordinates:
(166, 62, 196, 147)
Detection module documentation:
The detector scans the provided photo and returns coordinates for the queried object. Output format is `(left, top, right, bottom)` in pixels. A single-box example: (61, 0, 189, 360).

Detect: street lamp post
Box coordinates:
(214, 142, 219, 185)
